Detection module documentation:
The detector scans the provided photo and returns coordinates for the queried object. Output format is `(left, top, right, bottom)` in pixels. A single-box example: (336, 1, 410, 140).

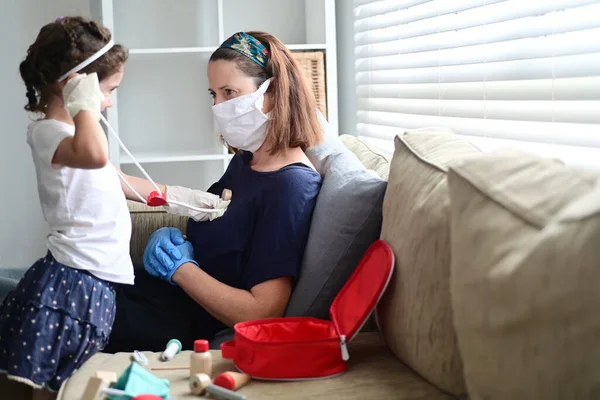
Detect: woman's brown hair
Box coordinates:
(19, 16, 128, 113)
(209, 31, 323, 154)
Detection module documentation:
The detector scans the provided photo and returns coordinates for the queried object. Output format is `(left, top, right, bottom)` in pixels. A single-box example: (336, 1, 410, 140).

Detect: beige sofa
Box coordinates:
(3, 130, 598, 399)
(55, 134, 457, 400)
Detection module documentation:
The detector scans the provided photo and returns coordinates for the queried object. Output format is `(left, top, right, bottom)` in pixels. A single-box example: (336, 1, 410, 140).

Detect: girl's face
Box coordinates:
(99, 68, 124, 111)
(207, 59, 272, 112)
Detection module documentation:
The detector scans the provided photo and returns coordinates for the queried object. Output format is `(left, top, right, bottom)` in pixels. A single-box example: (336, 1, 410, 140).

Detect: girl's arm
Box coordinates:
(172, 263, 292, 327)
(53, 111, 109, 169)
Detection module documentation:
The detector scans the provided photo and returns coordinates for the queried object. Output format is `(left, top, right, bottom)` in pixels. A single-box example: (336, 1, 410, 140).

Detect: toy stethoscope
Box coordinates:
(59, 39, 225, 214)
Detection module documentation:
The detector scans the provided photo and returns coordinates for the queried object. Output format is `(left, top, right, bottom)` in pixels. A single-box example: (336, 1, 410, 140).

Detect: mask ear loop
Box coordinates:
(99, 115, 223, 213)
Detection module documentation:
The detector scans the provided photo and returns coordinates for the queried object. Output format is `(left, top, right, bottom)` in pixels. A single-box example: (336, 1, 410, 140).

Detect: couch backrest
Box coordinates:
(127, 201, 187, 267)
(339, 135, 391, 180)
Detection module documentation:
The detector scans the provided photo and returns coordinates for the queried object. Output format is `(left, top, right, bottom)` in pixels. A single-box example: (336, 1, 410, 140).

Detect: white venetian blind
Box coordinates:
(354, 0, 600, 159)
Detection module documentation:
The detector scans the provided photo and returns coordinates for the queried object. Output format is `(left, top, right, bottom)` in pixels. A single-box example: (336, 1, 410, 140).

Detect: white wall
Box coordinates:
(335, 0, 357, 137)
(0, 0, 91, 268)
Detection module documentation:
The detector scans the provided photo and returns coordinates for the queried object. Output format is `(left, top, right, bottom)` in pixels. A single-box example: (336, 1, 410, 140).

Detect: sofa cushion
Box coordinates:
(448, 149, 600, 400)
(340, 135, 391, 180)
(56, 333, 453, 400)
(376, 128, 481, 396)
(287, 136, 386, 319)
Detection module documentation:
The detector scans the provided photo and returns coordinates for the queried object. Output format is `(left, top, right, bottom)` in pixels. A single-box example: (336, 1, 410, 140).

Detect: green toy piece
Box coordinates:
(107, 361, 171, 400)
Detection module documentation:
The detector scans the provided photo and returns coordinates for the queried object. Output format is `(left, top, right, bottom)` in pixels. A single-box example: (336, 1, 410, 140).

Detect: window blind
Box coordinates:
(354, 0, 600, 164)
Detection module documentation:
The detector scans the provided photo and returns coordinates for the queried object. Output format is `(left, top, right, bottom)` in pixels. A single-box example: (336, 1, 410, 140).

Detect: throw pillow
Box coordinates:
(376, 128, 481, 396)
(448, 149, 600, 399)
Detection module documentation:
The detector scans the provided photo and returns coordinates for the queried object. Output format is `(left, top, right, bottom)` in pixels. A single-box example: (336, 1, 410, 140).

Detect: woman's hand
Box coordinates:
(143, 227, 198, 284)
(165, 185, 231, 221)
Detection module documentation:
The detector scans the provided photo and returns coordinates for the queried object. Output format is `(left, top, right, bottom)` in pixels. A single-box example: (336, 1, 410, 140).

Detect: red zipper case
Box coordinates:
(220, 240, 394, 380)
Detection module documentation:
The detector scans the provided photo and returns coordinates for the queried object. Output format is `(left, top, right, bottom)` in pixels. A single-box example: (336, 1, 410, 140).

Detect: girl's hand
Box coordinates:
(62, 72, 104, 119)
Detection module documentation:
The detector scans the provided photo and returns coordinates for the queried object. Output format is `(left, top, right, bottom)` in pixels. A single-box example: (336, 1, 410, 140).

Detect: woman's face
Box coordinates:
(207, 59, 272, 112)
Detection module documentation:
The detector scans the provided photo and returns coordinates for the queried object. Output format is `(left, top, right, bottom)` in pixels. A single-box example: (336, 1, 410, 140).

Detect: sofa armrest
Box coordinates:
(127, 201, 189, 268)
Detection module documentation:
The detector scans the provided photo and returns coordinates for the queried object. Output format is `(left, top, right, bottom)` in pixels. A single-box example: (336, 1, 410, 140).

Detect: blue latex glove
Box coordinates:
(143, 227, 198, 284)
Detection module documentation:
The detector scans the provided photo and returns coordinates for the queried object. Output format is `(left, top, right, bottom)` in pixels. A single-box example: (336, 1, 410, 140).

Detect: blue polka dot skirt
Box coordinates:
(0, 252, 116, 392)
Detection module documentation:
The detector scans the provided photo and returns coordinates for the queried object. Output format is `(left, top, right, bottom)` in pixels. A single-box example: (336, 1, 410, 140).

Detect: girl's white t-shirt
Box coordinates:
(27, 119, 134, 285)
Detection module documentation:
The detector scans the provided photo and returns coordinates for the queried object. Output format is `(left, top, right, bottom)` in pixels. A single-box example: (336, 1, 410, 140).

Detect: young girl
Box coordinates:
(0, 16, 132, 400)
(0, 16, 227, 399)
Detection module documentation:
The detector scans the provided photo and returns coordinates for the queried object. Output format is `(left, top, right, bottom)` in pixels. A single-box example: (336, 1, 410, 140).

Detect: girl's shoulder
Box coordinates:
(27, 119, 74, 143)
(28, 118, 74, 133)
(27, 119, 75, 166)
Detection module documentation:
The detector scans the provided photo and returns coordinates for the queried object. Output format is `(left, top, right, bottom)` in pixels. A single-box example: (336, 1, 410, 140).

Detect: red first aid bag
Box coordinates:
(220, 240, 394, 380)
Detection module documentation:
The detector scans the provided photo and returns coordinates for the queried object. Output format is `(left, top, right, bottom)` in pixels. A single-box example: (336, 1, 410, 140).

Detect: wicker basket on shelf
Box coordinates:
(292, 51, 327, 119)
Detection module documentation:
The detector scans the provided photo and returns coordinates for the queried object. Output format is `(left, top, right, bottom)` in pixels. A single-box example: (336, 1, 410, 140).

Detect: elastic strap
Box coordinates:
(58, 40, 115, 82)
(100, 115, 223, 213)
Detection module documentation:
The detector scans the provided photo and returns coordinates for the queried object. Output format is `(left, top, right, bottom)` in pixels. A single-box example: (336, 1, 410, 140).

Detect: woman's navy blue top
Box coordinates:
(186, 151, 321, 335)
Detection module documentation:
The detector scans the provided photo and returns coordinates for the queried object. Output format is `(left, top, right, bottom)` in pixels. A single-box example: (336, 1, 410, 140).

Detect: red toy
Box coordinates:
(146, 190, 168, 207)
(221, 240, 394, 380)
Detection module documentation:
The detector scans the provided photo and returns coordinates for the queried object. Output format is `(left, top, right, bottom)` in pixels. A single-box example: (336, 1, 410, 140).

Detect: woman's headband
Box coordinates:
(219, 32, 269, 69)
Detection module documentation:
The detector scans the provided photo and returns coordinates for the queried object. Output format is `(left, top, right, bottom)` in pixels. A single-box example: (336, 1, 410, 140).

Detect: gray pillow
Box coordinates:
(0, 268, 24, 301)
(286, 143, 387, 318)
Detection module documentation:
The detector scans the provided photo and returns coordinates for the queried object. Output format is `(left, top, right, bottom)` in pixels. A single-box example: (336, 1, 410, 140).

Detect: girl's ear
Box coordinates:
(58, 73, 80, 88)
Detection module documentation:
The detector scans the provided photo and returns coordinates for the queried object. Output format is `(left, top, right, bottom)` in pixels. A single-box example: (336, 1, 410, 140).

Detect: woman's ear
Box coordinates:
(267, 77, 276, 92)
(262, 92, 274, 114)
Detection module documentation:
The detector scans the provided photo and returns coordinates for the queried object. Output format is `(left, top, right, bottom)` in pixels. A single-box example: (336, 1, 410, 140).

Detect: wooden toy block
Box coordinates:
(94, 371, 118, 384)
(81, 376, 111, 400)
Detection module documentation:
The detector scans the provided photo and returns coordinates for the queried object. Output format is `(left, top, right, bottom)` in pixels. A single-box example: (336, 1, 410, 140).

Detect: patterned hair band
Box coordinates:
(219, 32, 269, 69)
(56, 16, 64, 23)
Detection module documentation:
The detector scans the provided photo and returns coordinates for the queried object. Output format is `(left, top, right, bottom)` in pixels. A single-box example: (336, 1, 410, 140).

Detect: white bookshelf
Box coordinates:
(92, 0, 338, 190)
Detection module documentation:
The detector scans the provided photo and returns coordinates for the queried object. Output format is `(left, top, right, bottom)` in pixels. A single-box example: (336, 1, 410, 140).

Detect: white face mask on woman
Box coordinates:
(212, 78, 271, 153)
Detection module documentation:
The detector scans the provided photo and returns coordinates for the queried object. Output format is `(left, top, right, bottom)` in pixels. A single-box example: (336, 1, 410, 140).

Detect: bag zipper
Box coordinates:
(330, 242, 396, 362)
(340, 334, 349, 361)
(332, 318, 350, 361)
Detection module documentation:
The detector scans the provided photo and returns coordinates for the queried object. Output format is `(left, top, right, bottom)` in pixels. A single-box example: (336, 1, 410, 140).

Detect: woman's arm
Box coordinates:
(114, 165, 166, 202)
(172, 262, 292, 327)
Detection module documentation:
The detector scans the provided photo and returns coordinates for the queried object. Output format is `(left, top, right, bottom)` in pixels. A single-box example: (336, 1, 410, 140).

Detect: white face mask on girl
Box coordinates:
(212, 78, 271, 153)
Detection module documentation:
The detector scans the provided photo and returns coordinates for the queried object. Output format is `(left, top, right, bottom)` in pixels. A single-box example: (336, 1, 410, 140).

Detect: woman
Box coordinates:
(104, 31, 323, 352)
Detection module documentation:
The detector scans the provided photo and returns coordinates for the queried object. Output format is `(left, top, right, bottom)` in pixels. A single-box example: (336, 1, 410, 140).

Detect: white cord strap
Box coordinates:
(113, 165, 147, 204)
(101, 115, 221, 214)
(100, 114, 162, 193)
(58, 40, 115, 82)
(168, 199, 219, 213)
